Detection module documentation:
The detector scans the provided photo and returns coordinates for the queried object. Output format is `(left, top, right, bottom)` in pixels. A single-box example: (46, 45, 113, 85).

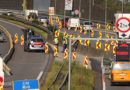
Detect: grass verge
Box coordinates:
(0, 18, 48, 39)
(41, 61, 94, 90)
(40, 61, 62, 90)
(62, 64, 94, 90)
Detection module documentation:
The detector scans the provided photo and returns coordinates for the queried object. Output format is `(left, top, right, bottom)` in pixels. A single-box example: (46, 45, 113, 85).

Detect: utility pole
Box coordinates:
(53, 0, 57, 34)
(105, 0, 107, 31)
(23, 0, 27, 11)
(79, 0, 81, 18)
(55, 0, 57, 14)
(89, 0, 91, 38)
(68, 36, 72, 90)
(122, 0, 124, 14)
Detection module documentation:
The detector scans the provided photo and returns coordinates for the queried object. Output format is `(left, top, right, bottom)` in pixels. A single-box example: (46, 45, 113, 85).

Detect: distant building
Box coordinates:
(0, 0, 50, 12)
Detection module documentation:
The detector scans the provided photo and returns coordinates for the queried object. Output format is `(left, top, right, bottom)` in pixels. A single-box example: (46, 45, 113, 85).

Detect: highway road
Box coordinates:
(0, 20, 54, 90)
(0, 31, 10, 57)
(105, 75, 130, 90)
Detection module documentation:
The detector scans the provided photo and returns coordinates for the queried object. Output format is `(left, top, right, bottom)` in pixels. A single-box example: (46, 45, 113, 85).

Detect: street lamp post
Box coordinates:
(79, 0, 81, 18)
(105, 0, 107, 31)
(122, 0, 124, 13)
(89, 0, 92, 38)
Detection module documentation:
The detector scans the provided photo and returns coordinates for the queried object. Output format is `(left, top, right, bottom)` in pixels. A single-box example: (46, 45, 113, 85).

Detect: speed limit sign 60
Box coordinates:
(116, 17, 130, 33)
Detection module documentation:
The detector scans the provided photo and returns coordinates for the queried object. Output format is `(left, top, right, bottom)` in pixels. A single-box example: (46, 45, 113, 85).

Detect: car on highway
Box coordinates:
(110, 62, 130, 85)
(39, 16, 48, 24)
(24, 36, 45, 52)
(0, 30, 4, 42)
(67, 18, 80, 29)
(24, 28, 45, 52)
(82, 21, 94, 30)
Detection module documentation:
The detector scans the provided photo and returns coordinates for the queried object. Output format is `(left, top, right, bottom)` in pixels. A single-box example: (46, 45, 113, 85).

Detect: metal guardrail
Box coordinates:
(0, 25, 13, 76)
(0, 15, 52, 34)
(48, 61, 68, 90)
(58, 72, 68, 90)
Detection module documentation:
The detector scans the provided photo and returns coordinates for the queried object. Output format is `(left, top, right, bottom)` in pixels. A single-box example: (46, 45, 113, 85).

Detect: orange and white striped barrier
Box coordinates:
(0, 85, 3, 90)
(104, 44, 110, 51)
(99, 31, 102, 39)
(97, 24, 101, 29)
(96, 41, 101, 49)
(0, 76, 3, 90)
(54, 46, 57, 56)
(55, 30, 59, 37)
(59, 22, 62, 30)
(84, 40, 89, 46)
(43, 20, 47, 27)
(106, 25, 110, 30)
(21, 35, 24, 46)
(106, 34, 109, 43)
(14, 33, 18, 44)
(91, 29, 94, 37)
(25, 17, 28, 21)
(115, 40, 118, 46)
(84, 27, 87, 35)
(63, 31, 68, 38)
(51, 21, 54, 26)
(70, 35, 75, 42)
(56, 17, 59, 23)
(68, 24, 71, 30)
(84, 56, 88, 69)
(30, 17, 33, 22)
(75, 25, 77, 32)
(72, 52, 76, 62)
(113, 46, 116, 54)
(111, 36, 114, 45)
(64, 49, 68, 59)
(49, 16, 52, 23)
(45, 43, 48, 54)
(113, 26, 116, 32)
(80, 26, 82, 33)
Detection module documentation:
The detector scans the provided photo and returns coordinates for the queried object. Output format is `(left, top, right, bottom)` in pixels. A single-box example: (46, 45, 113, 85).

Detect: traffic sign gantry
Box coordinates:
(116, 17, 130, 33)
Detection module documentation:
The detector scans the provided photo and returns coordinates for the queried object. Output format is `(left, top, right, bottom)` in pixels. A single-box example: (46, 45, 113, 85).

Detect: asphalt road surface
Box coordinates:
(90, 58, 102, 90)
(105, 75, 130, 90)
(0, 20, 54, 90)
(0, 31, 10, 57)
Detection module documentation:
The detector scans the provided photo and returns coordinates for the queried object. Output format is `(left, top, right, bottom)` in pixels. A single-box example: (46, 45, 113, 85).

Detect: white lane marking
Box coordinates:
(37, 71, 43, 80)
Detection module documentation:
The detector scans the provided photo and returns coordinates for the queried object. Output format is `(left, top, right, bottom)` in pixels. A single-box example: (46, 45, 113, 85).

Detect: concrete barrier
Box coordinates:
(0, 25, 14, 76)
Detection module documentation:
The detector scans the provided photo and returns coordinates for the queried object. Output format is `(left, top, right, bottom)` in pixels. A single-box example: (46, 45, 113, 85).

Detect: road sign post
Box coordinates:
(116, 17, 130, 38)
(116, 17, 130, 33)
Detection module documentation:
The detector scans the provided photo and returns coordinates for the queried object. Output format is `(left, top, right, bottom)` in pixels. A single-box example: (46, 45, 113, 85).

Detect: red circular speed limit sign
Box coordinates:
(74, 9, 79, 15)
(116, 17, 130, 33)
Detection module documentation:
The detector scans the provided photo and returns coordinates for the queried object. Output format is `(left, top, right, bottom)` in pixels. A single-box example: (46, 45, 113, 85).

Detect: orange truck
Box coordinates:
(110, 62, 130, 85)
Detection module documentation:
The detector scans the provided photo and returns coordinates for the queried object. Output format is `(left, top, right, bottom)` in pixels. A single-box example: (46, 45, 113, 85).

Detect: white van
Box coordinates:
(67, 18, 80, 29)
